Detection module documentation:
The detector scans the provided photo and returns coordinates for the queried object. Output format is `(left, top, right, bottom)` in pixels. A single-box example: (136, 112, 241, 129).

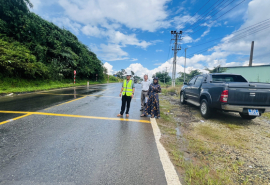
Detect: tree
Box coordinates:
(154, 71, 171, 83)
(0, 0, 104, 80)
(133, 75, 142, 83)
(115, 69, 126, 79)
(177, 69, 201, 83)
(103, 66, 108, 74)
(205, 65, 227, 73)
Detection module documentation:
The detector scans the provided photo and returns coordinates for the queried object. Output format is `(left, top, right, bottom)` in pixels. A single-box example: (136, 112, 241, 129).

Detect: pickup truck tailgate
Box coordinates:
(227, 83, 270, 106)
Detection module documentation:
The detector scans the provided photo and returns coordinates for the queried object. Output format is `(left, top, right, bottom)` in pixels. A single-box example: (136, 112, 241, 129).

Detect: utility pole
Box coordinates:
(184, 48, 187, 83)
(171, 31, 182, 87)
(249, 41, 254, 66)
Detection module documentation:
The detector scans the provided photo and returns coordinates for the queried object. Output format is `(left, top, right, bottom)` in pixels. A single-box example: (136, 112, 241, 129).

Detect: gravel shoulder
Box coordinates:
(157, 93, 270, 185)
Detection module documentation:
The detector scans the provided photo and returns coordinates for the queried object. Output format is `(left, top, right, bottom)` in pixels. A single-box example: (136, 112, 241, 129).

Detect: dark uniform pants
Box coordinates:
(120, 95, 132, 115)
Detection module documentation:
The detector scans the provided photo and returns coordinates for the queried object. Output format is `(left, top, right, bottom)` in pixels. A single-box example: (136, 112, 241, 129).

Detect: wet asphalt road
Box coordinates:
(0, 83, 167, 185)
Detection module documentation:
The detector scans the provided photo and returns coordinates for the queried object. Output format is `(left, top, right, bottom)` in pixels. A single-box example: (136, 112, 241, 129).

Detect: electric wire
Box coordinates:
(186, 0, 229, 31)
(178, 0, 211, 31)
(184, 0, 225, 31)
(190, 0, 246, 36)
(186, 25, 270, 58)
(190, 0, 236, 32)
(188, 18, 270, 48)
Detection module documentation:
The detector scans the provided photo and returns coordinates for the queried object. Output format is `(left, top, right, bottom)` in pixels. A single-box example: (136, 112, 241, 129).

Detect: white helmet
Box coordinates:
(126, 72, 132, 76)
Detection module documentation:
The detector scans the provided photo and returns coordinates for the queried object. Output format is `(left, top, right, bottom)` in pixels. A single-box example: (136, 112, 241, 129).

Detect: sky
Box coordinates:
(30, 0, 270, 78)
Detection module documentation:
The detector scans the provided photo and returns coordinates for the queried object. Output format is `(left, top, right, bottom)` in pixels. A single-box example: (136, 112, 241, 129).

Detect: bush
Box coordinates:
(0, 38, 48, 78)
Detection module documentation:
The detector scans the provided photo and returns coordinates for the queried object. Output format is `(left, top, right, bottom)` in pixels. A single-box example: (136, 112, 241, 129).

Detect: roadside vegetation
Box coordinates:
(160, 83, 182, 96)
(0, 74, 119, 94)
(0, 0, 108, 91)
(158, 92, 270, 185)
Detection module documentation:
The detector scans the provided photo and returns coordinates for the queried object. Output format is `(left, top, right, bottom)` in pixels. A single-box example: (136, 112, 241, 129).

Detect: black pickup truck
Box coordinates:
(180, 73, 270, 119)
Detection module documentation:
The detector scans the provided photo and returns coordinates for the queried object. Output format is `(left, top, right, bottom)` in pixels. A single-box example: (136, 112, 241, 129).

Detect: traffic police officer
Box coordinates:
(117, 72, 135, 117)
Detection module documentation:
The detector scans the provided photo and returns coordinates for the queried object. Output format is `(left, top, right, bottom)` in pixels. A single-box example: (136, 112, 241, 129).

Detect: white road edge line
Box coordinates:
(150, 118, 182, 185)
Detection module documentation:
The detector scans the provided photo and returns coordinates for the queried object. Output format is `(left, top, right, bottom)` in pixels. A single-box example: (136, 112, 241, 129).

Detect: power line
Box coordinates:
(186, 25, 270, 58)
(184, 0, 225, 31)
(187, 0, 229, 31)
(178, 0, 211, 31)
(190, 0, 246, 36)
(188, 18, 270, 48)
(190, 0, 236, 32)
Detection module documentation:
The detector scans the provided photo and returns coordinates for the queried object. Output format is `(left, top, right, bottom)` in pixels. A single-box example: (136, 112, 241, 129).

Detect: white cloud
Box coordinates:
(123, 58, 200, 79)
(209, 0, 270, 65)
(156, 49, 163, 52)
(90, 44, 129, 61)
(183, 0, 270, 68)
(81, 25, 101, 37)
(103, 62, 114, 75)
(182, 35, 193, 44)
(58, 0, 171, 32)
(82, 27, 152, 49)
(174, 15, 197, 30)
(51, 17, 81, 35)
(130, 58, 138, 61)
(109, 30, 152, 49)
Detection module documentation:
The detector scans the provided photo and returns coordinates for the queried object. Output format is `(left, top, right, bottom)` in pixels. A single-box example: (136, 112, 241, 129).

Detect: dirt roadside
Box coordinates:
(157, 93, 270, 185)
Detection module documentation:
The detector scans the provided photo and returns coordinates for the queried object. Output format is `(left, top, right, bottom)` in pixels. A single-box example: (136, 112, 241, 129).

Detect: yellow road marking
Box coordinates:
(0, 111, 151, 123)
(0, 113, 32, 125)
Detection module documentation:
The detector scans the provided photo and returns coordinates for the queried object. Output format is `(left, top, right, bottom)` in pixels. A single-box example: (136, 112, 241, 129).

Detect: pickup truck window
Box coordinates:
(194, 76, 204, 87)
(189, 77, 197, 85)
(212, 75, 247, 82)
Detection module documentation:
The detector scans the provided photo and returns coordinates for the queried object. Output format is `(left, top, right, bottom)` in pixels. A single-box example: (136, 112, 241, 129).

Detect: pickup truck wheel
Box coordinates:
(180, 92, 186, 104)
(239, 113, 257, 120)
(200, 99, 212, 119)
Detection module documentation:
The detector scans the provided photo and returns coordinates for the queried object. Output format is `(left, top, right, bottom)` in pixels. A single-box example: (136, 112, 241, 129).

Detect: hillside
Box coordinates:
(0, 0, 104, 81)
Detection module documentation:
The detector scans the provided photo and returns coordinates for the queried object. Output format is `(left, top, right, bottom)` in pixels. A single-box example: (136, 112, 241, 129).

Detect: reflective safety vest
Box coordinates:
(122, 79, 133, 96)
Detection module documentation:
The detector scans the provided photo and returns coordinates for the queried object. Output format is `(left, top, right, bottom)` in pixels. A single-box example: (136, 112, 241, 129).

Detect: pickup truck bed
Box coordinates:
(180, 73, 270, 119)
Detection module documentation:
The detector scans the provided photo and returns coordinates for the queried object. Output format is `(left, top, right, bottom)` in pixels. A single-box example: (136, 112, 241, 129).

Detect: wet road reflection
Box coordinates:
(0, 85, 106, 122)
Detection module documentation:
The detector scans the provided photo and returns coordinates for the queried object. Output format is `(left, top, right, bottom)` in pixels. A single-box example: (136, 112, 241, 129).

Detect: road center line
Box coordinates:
(0, 111, 151, 124)
(150, 118, 182, 185)
(0, 113, 32, 125)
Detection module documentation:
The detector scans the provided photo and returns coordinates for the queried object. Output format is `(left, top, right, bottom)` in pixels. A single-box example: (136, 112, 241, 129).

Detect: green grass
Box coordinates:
(263, 112, 270, 119)
(158, 96, 251, 185)
(196, 125, 248, 149)
(170, 145, 232, 185)
(161, 85, 183, 96)
(0, 77, 118, 94)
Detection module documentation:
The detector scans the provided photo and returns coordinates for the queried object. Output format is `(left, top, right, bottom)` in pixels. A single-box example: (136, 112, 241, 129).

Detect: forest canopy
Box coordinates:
(0, 0, 104, 80)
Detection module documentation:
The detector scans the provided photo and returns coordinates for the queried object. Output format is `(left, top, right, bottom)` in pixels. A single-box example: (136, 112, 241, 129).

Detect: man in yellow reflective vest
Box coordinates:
(117, 73, 135, 118)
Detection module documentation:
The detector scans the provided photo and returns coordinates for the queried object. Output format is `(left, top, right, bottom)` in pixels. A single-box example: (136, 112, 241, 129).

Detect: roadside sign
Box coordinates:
(74, 70, 76, 84)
